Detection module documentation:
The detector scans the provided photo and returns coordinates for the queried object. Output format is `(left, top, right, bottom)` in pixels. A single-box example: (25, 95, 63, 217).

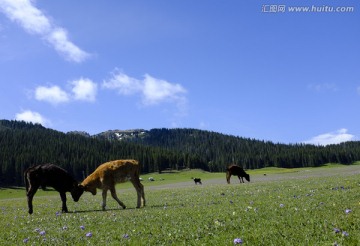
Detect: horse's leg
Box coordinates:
(226, 172, 231, 184)
(140, 182, 146, 207)
(109, 186, 126, 209)
(102, 189, 108, 210)
(27, 183, 39, 214)
(131, 179, 145, 208)
(59, 192, 68, 213)
(238, 175, 244, 183)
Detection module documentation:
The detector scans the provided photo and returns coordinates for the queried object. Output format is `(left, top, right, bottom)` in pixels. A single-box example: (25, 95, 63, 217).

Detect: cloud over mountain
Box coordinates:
(304, 128, 355, 146)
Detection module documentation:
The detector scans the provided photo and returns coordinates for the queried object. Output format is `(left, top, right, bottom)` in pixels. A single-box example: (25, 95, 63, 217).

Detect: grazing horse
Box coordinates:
(192, 178, 202, 185)
(79, 159, 145, 210)
(226, 165, 250, 184)
(24, 164, 84, 214)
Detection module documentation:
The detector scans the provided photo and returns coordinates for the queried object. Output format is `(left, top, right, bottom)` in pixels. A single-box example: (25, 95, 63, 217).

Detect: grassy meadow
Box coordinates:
(1, 164, 360, 245)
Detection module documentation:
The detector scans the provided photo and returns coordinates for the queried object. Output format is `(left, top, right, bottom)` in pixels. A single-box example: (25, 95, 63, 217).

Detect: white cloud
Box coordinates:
(304, 128, 355, 146)
(102, 71, 142, 95)
(47, 27, 89, 63)
(15, 110, 49, 126)
(35, 85, 69, 104)
(103, 70, 187, 106)
(34, 79, 98, 104)
(199, 121, 209, 129)
(142, 74, 187, 105)
(356, 86, 360, 95)
(0, 0, 89, 62)
(71, 78, 97, 102)
(308, 83, 337, 92)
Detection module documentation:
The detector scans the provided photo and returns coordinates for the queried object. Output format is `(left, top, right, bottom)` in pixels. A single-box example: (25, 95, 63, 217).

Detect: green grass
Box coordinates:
(1, 165, 360, 245)
(139, 169, 223, 184)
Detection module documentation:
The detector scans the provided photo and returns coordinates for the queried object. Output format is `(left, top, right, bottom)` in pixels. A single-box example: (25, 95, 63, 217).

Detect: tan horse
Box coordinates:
(80, 159, 145, 210)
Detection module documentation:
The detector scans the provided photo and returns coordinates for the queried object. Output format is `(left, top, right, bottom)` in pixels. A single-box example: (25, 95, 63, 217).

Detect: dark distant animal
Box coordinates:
(193, 178, 202, 185)
(79, 159, 145, 210)
(226, 165, 250, 184)
(24, 164, 84, 214)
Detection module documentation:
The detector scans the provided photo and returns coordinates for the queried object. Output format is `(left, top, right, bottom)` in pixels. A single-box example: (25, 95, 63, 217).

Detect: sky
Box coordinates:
(0, 0, 359, 145)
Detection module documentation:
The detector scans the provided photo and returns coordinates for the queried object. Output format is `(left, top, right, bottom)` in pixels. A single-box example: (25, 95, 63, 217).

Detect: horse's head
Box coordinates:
(71, 183, 85, 202)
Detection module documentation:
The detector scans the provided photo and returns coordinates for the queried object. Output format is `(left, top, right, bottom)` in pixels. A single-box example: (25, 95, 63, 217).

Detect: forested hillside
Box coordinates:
(1, 120, 360, 186)
(0, 120, 202, 186)
(124, 128, 360, 170)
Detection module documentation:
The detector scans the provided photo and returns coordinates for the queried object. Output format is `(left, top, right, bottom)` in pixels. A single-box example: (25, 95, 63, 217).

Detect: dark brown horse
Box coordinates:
(24, 164, 84, 214)
(226, 165, 250, 184)
(192, 178, 202, 185)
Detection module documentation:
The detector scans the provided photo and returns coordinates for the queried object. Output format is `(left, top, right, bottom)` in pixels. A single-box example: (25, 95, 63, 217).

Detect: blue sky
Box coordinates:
(0, 0, 359, 145)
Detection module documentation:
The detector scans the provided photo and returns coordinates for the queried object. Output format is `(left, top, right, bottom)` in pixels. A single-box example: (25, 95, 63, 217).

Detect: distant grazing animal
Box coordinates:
(192, 178, 202, 185)
(24, 164, 84, 214)
(148, 177, 155, 181)
(80, 159, 145, 210)
(226, 165, 250, 184)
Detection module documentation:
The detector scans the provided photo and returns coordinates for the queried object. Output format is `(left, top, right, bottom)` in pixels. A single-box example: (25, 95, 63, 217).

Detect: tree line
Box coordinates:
(1, 120, 359, 186)
(133, 128, 360, 169)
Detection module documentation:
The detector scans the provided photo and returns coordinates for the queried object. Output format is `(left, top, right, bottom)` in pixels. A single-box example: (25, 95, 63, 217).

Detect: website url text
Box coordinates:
(262, 5, 355, 13)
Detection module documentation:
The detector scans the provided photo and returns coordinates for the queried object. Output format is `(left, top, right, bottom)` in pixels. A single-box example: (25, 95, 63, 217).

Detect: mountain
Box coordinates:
(95, 129, 148, 141)
(67, 131, 91, 137)
(94, 127, 360, 170)
(1, 119, 360, 186)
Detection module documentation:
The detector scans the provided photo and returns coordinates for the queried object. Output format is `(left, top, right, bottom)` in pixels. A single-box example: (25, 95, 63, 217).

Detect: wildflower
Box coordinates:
(86, 232, 92, 238)
(123, 234, 129, 239)
(333, 228, 340, 233)
(34, 228, 40, 233)
(39, 230, 46, 236)
(234, 238, 243, 244)
(80, 225, 85, 230)
(56, 211, 61, 216)
(280, 204, 284, 208)
(342, 231, 349, 237)
(62, 226, 68, 230)
(345, 209, 352, 214)
(23, 238, 29, 243)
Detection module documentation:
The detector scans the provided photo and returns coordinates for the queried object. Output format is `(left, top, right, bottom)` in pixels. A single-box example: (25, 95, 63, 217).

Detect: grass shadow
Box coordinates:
(69, 207, 138, 213)
(0, 186, 26, 190)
